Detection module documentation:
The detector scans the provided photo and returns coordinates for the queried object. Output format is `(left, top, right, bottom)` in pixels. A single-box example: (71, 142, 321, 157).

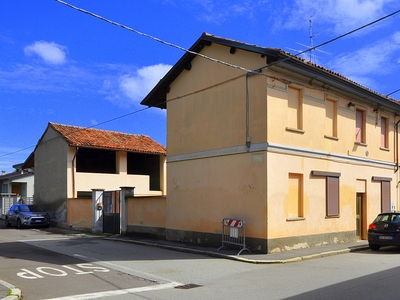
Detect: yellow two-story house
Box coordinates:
(141, 33, 400, 253)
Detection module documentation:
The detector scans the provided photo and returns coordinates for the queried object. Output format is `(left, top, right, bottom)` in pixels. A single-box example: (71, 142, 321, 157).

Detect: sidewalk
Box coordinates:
(0, 282, 20, 300)
(104, 235, 370, 264)
(0, 232, 370, 300)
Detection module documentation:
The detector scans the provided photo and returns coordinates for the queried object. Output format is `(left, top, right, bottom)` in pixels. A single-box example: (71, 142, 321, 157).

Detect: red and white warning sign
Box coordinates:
(224, 219, 243, 228)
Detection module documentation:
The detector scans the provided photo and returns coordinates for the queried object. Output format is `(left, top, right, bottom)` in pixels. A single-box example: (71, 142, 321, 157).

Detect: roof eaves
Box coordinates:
(274, 51, 400, 111)
(140, 33, 285, 109)
(141, 32, 400, 111)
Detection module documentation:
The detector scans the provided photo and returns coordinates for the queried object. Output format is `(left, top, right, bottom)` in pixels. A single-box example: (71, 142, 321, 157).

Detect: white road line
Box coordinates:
(73, 254, 178, 285)
(42, 281, 182, 300)
(0, 278, 14, 289)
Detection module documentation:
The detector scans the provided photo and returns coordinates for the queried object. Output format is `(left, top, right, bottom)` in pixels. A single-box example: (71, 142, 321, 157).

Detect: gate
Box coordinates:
(102, 190, 121, 234)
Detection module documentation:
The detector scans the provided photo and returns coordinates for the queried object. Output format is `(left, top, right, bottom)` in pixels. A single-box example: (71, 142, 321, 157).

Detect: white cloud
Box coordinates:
(329, 31, 400, 77)
(24, 41, 67, 65)
(118, 64, 172, 104)
(280, 0, 395, 33)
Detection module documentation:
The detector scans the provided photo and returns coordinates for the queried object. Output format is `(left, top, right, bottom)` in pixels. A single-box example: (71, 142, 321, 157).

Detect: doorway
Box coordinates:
(12, 184, 20, 195)
(356, 193, 366, 240)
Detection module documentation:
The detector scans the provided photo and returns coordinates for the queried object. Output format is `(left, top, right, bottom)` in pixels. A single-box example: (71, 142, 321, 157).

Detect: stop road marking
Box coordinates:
(17, 263, 109, 279)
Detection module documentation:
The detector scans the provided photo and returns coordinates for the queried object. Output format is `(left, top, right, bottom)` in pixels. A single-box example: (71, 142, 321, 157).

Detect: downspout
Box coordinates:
(72, 147, 79, 198)
(396, 120, 400, 174)
(264, 68, 269, 253)
(245, 73, 251, 150)
(395, 119, 400, 212)
(245, 69, 261, 150)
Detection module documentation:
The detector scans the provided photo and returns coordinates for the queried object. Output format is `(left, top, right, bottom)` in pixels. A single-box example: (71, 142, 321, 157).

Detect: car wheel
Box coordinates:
(17, 218, 23, 229)
(369, 243, 380, 251)
(4, 217, 11, 227)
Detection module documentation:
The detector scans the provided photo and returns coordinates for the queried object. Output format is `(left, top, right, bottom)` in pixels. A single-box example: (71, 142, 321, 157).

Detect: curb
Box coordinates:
(105, 237, 370, 264)
(2, 288, 21, 300)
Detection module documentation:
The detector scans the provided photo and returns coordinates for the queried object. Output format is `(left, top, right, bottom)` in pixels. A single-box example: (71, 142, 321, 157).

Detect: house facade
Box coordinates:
(141, 33, 400, 253)
(0, 164, 34, 215)
(0, 163, 34, 200)
(34, 122, 166, 226)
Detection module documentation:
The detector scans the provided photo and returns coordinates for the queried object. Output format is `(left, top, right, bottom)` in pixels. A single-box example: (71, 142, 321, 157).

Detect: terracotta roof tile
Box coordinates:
(49, 122, 166, 155)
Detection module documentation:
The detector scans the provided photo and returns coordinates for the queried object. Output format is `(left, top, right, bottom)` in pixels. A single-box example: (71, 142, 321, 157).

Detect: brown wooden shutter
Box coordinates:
(381, 117, 387, 148)
(326, 176, 339, 217)
(381, 181, 391, 212)
(356, 109, 363, 143)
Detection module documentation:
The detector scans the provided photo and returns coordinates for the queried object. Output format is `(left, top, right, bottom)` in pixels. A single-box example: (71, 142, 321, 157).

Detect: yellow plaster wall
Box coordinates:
(127, 196, 166, 228)
(74, 172, 160, 196)
(267, 151, 395, 239)
(67, 198, 92, 229)
(266, 75, 395, 162)
(167, 45, 268, 155)
(166, 153, 267, 238)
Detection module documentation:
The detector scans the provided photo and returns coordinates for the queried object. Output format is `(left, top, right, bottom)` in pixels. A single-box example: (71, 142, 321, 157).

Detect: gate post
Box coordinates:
(120, 187, 135, 235)
(92, 189, 104, 233)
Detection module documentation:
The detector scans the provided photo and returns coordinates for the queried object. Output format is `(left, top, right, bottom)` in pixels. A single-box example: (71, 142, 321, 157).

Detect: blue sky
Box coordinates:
(1, 0, 399, 173)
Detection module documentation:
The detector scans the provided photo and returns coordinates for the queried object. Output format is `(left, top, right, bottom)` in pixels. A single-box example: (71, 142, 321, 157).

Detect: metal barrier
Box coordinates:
(218, 218, 251, 255)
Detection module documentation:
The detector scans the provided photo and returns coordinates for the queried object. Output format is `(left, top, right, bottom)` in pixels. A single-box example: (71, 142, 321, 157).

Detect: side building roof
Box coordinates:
(47, 122, 166, 155)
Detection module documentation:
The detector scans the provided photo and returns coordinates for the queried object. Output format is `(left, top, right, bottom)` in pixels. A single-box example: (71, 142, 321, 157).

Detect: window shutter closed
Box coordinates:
(326, 176, 339, 217)
(356, 110, 363, 143)
(381, 181, 391, 212)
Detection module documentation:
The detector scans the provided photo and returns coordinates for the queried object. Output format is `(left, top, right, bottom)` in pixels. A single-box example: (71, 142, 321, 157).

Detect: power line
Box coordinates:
(56, 0, 400, 73)
(55, 0, 262, 76)
(0, 106, 152, 159)
(387, 88, 400, 97)
(265, 8, 400, 69)
(1, 2, 399, 162)
(56, 0, 400, 94)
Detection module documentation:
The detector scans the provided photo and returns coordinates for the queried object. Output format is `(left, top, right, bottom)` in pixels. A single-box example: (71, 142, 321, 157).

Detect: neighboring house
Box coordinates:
(141, 33, 400, 253)
(33, 122, 166, 226)
(0, 163, 34, 215)
(0, 163, 34, 199)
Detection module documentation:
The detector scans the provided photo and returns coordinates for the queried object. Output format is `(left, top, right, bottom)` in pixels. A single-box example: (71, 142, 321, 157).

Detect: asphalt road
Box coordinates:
(2, 223, 400, 299)
(0, 228, 167, 299)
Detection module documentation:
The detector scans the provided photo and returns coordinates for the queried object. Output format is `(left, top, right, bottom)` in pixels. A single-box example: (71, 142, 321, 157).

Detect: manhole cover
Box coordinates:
(175, 283, 202, 289)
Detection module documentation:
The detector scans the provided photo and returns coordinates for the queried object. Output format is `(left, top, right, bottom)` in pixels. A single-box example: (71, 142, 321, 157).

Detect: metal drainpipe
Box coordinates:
(396, 120, 400, 174)
(245, 73, 251, 149)
(395, 119, 400, 212)
(245, 70, 260, 149)
(72, 147, 79, 197)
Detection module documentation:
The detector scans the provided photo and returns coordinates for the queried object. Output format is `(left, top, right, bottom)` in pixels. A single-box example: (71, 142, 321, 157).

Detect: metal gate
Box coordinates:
(102, 190, 121, 234)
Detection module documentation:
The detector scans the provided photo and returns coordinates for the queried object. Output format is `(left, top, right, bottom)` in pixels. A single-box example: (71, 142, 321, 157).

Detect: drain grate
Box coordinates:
(175, 283, 202, 289)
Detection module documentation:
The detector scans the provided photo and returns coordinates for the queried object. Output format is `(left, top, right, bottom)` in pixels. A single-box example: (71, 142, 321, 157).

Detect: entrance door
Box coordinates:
(12, 185, 20, 195)
(102, 191, 121, 234)
(356, 193, 365, 240)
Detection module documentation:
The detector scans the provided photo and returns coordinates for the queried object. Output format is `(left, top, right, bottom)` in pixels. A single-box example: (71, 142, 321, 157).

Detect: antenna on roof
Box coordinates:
(287, 17, 331, 63)
(309, 17, 315, 62)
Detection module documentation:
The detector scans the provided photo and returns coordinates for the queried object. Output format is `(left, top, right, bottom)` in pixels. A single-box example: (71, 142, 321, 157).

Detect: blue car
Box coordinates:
(5, 204, 50, 229)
